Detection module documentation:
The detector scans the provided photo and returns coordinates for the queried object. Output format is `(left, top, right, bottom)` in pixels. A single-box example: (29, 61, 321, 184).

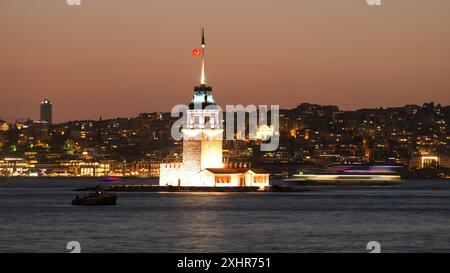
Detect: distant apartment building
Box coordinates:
(40, 99, 52, 124)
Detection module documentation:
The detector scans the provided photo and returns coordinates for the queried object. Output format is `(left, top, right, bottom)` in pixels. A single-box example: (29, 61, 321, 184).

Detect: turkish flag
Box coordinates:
(192, 48, 202, 57)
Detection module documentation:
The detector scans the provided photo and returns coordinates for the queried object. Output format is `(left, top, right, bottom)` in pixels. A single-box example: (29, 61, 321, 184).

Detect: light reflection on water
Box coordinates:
(0, 178, 449, 253)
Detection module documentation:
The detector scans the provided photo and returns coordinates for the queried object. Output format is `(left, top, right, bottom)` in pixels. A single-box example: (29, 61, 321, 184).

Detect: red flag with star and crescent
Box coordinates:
(192, 48, 202, 57)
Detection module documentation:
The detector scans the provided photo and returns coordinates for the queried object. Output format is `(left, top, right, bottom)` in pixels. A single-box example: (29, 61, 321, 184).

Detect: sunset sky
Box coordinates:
(1, 0, 449, 123)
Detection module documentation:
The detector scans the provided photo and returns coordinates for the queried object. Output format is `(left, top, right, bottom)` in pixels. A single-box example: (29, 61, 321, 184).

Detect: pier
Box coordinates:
(75, 184, 296, 193)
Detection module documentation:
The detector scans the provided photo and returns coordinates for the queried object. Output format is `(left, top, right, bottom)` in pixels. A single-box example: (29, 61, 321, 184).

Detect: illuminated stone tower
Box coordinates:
(182, 28, 223, 184)
(160, 28, 223, 186)
(159, 29, 270, 188)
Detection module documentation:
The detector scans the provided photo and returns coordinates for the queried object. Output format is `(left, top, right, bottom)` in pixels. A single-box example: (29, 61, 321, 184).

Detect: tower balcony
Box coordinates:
(194, 84, 212, 92)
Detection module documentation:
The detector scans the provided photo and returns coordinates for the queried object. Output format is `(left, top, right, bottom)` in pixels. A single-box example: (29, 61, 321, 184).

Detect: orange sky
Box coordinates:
(1, 0, 449, 123)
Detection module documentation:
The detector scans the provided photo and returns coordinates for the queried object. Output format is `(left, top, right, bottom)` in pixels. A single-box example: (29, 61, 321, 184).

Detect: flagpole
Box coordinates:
(200, 28, 206, 85)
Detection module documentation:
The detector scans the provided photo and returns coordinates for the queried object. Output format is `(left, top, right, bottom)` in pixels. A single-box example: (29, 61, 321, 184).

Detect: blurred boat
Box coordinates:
(100, 176, 123, 182)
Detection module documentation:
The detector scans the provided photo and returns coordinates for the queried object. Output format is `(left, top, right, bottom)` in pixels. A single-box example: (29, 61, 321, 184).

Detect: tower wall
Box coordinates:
(159, 163, 182, 186)
(182, 129, 224, 172)
(183, 138, 202, 172)
(201, 138, 223, 169)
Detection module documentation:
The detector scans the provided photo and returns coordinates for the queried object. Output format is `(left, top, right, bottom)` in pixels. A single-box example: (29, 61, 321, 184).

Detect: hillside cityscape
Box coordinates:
(0, 100, 449, 179)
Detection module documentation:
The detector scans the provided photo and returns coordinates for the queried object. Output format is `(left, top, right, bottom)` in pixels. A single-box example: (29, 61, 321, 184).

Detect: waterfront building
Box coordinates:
(0, 157, 36, 176)
(409, 154, 450, 169)
(159, 29, 270, 189)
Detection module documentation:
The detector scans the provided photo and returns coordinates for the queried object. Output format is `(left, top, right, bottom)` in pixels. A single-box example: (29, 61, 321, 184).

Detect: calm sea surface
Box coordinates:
(0, 178, 449, 253)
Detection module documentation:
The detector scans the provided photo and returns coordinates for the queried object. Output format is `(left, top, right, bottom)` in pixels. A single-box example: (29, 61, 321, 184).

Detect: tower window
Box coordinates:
(204, 116, 210, 128)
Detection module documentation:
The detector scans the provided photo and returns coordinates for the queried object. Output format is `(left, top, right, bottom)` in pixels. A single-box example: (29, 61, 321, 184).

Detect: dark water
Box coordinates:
(0, 178, 449, 253)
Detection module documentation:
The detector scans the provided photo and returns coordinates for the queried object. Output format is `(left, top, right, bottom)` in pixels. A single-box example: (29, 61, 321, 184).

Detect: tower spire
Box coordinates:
(190, 28, 216, 110)
(200, 28, 206, 85)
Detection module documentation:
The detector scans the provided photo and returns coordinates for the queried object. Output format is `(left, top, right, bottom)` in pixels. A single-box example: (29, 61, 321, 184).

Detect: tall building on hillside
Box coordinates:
(40, 99, 52, 124)
(159, 29, 270, 189)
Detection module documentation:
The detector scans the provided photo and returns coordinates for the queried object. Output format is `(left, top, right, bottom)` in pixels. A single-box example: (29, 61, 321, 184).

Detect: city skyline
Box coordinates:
(0, 98, 448, 125)
(1, 0, 450, 123)
(1, 100, 448, 178)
